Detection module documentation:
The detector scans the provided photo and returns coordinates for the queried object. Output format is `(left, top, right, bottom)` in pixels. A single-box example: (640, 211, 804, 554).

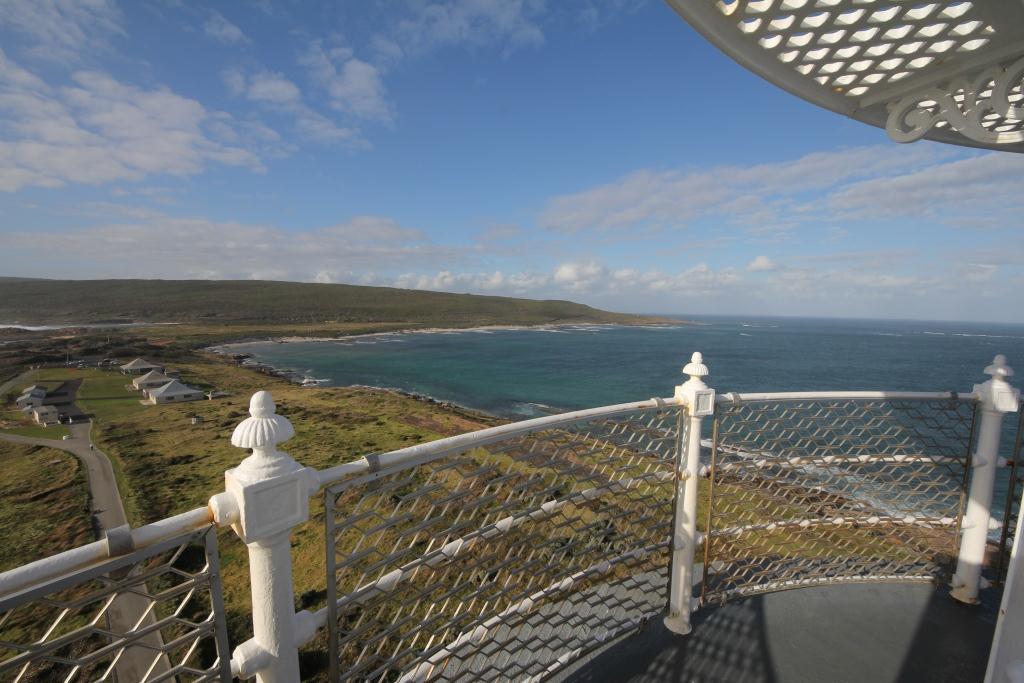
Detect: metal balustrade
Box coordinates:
(0, 352, 1019, 683)
(324, 405, 680, 682)
(702, 396, 976, 603)
(0, 524, 229, 682)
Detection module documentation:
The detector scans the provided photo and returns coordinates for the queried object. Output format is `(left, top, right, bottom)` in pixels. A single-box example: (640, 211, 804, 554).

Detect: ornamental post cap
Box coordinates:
(231, 390, 295, 450)
(683, 352, 709, 379)
(985, 355, 1014, 380)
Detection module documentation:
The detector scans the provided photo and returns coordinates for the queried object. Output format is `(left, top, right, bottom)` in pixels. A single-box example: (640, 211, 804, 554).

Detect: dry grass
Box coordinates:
(0, 443, 93, 571)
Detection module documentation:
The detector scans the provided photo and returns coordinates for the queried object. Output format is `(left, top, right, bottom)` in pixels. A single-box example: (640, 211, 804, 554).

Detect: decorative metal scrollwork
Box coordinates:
(886, 55, 1024, 145)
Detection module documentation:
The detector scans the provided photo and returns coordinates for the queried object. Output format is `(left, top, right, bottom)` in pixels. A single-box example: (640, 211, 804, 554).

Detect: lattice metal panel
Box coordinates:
(325, 407, 681, 682)
(0, 526, 231, 682)
(702, 397, 976, 604)
(715, 0, 996, 98)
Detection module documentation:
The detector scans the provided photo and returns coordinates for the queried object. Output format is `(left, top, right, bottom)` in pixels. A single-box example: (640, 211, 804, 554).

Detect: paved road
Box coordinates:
(0, 421, 128, 532)
(0, 379, 169, 682)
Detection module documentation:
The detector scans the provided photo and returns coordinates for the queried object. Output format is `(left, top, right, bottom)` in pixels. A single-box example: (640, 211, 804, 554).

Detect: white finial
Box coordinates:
(232, 390, 295, 451)
(683, 352, 709, 380)
(985, 354, 1014, 380)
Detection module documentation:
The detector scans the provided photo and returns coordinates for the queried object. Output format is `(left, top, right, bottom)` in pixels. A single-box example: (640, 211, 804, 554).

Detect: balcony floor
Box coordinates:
(555, 582, 1000, 683)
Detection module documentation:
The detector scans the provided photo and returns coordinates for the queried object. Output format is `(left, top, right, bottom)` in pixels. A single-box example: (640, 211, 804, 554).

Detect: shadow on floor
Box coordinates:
(557, 582, 999, 683)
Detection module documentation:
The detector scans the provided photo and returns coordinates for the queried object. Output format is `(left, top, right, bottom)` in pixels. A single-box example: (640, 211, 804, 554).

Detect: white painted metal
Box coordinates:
(987, 507, 1024, 683)
(666, 0, 1024, 152)
(664, 352, 715, 634)
(315, 396, 682, 486)
(0, 505, 213, 599)
(211, 391, 316, 683)
(717, 390, 969, 402)
(952, 355, 1020, 604)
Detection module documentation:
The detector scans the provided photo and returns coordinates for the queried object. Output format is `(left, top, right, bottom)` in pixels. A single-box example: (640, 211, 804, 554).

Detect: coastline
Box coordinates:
(199, 322, 661, 416)
(206, 320, 689, 352)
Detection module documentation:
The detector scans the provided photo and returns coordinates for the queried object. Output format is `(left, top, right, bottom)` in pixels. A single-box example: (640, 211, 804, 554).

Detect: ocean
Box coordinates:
(224, 315, 1024, 525)
(224, 315, 1024, 420)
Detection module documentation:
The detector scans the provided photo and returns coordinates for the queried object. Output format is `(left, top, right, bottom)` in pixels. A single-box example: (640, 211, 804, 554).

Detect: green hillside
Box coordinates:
(0, 277, 658, 327)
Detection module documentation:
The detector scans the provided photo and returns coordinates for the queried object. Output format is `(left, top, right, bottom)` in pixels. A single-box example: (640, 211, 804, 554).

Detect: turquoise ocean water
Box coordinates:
(226, 315, 1024, 420)
(225, 315, 1024, 522)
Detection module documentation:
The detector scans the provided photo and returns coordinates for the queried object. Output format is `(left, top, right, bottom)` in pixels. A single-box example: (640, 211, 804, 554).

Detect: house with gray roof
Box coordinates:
(120, 358, 163, 375)
(144, 380, 204, 405)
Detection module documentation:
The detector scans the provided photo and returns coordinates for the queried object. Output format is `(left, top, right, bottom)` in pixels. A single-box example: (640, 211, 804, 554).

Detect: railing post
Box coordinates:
(952, 355, 1019, 605)
(664, 352, 715, 635)
(208, 392, 317, 682)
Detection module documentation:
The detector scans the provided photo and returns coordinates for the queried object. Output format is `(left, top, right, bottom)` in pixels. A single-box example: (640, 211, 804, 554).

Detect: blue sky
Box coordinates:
(0, 0, 1022, 322)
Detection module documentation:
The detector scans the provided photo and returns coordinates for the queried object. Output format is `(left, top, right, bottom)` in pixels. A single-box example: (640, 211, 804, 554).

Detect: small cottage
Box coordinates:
(132, 370, 172, 391)
(31, 405, 59, 426)
(120, 358, 164, 375)
(145, 380, 204, 405)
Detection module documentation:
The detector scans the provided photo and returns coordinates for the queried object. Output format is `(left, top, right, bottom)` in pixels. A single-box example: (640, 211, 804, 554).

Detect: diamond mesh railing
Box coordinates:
(324, 405, 682, 682)
(701, 396, 977, 604)
(0, 525, 230, 682)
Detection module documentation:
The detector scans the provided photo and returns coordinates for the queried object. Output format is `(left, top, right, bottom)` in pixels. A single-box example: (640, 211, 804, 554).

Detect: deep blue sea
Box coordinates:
(225, 315, 1024, 523)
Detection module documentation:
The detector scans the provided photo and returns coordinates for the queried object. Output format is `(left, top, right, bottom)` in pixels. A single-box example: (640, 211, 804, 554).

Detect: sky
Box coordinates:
(0, 0, 1022, 323)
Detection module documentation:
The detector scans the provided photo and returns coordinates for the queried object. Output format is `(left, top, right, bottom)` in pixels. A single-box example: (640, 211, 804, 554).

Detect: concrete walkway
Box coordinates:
(0, 378, 168, 682)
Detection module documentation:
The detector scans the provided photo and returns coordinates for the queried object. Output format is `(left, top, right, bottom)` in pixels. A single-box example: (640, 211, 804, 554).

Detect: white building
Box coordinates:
(120, 358, 163, 375)
(132, 370, 172, 392)
(30, 405, 59, 426)
(16, 386, 48, 409)
(145, 380, 204, 405)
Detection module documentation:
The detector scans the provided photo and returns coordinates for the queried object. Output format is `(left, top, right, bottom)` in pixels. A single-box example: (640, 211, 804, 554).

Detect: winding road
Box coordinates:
(0, 375, 168, 682)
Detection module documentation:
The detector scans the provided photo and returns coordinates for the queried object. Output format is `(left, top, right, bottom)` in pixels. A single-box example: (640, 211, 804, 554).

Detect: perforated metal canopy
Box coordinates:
(667, 0, 1024, 152)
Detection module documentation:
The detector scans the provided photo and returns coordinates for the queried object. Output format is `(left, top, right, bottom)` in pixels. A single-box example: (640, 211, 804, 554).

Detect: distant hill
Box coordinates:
(0, 277, 661, 327)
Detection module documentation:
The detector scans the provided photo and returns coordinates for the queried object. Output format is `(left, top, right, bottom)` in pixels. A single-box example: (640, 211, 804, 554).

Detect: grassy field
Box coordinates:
(21, 367, 145, 423)
(0, 443, 93, 571)
(0, 422, 71, 439)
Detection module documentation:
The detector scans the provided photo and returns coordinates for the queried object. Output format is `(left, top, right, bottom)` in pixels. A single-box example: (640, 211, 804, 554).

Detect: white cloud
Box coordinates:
(392, 269, 551, 293)
(0, 51, 264, 191)
(378, 0, 545, 64)
(552, 260, 607, 291)
(203, 12, 249, 45)
(300, 41, 391, 122)
(747, 255, 777, 272)
(223, 68, 360, 144)
(245, 72, 301, 105)
(540, 145, 953, 234)
(1, 210, 463, 280)
(958, 263, 998, 283)
(0, 0, 124, 63)
(829, 153, 1024, 223)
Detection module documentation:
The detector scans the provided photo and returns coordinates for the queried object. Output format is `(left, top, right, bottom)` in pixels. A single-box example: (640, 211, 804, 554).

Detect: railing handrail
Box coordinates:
(316, 395, 682, 488)
(0, 505, 213, 599)
(316, 390, 978, 489)
(716, 390, 975, 403)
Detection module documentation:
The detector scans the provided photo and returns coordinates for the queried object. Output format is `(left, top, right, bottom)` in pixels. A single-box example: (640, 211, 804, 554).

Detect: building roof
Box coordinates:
(133, 370, 171, 385)
(21, 385, 46, 395)
(31, 405, 58, 416)
(121, 358, 161, 370)
(16, 392, 42, 403)
(148, 380, 201, 399)
(667, 0, 1024, 152)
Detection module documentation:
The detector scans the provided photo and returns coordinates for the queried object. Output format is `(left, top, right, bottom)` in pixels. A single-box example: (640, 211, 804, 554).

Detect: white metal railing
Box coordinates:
(0, 352, 1019, 682)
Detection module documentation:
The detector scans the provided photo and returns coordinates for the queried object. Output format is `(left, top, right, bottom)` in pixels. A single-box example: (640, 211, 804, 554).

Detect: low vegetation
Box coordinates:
(0, 443, 92, 572)
(0, 277, 664, 328)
